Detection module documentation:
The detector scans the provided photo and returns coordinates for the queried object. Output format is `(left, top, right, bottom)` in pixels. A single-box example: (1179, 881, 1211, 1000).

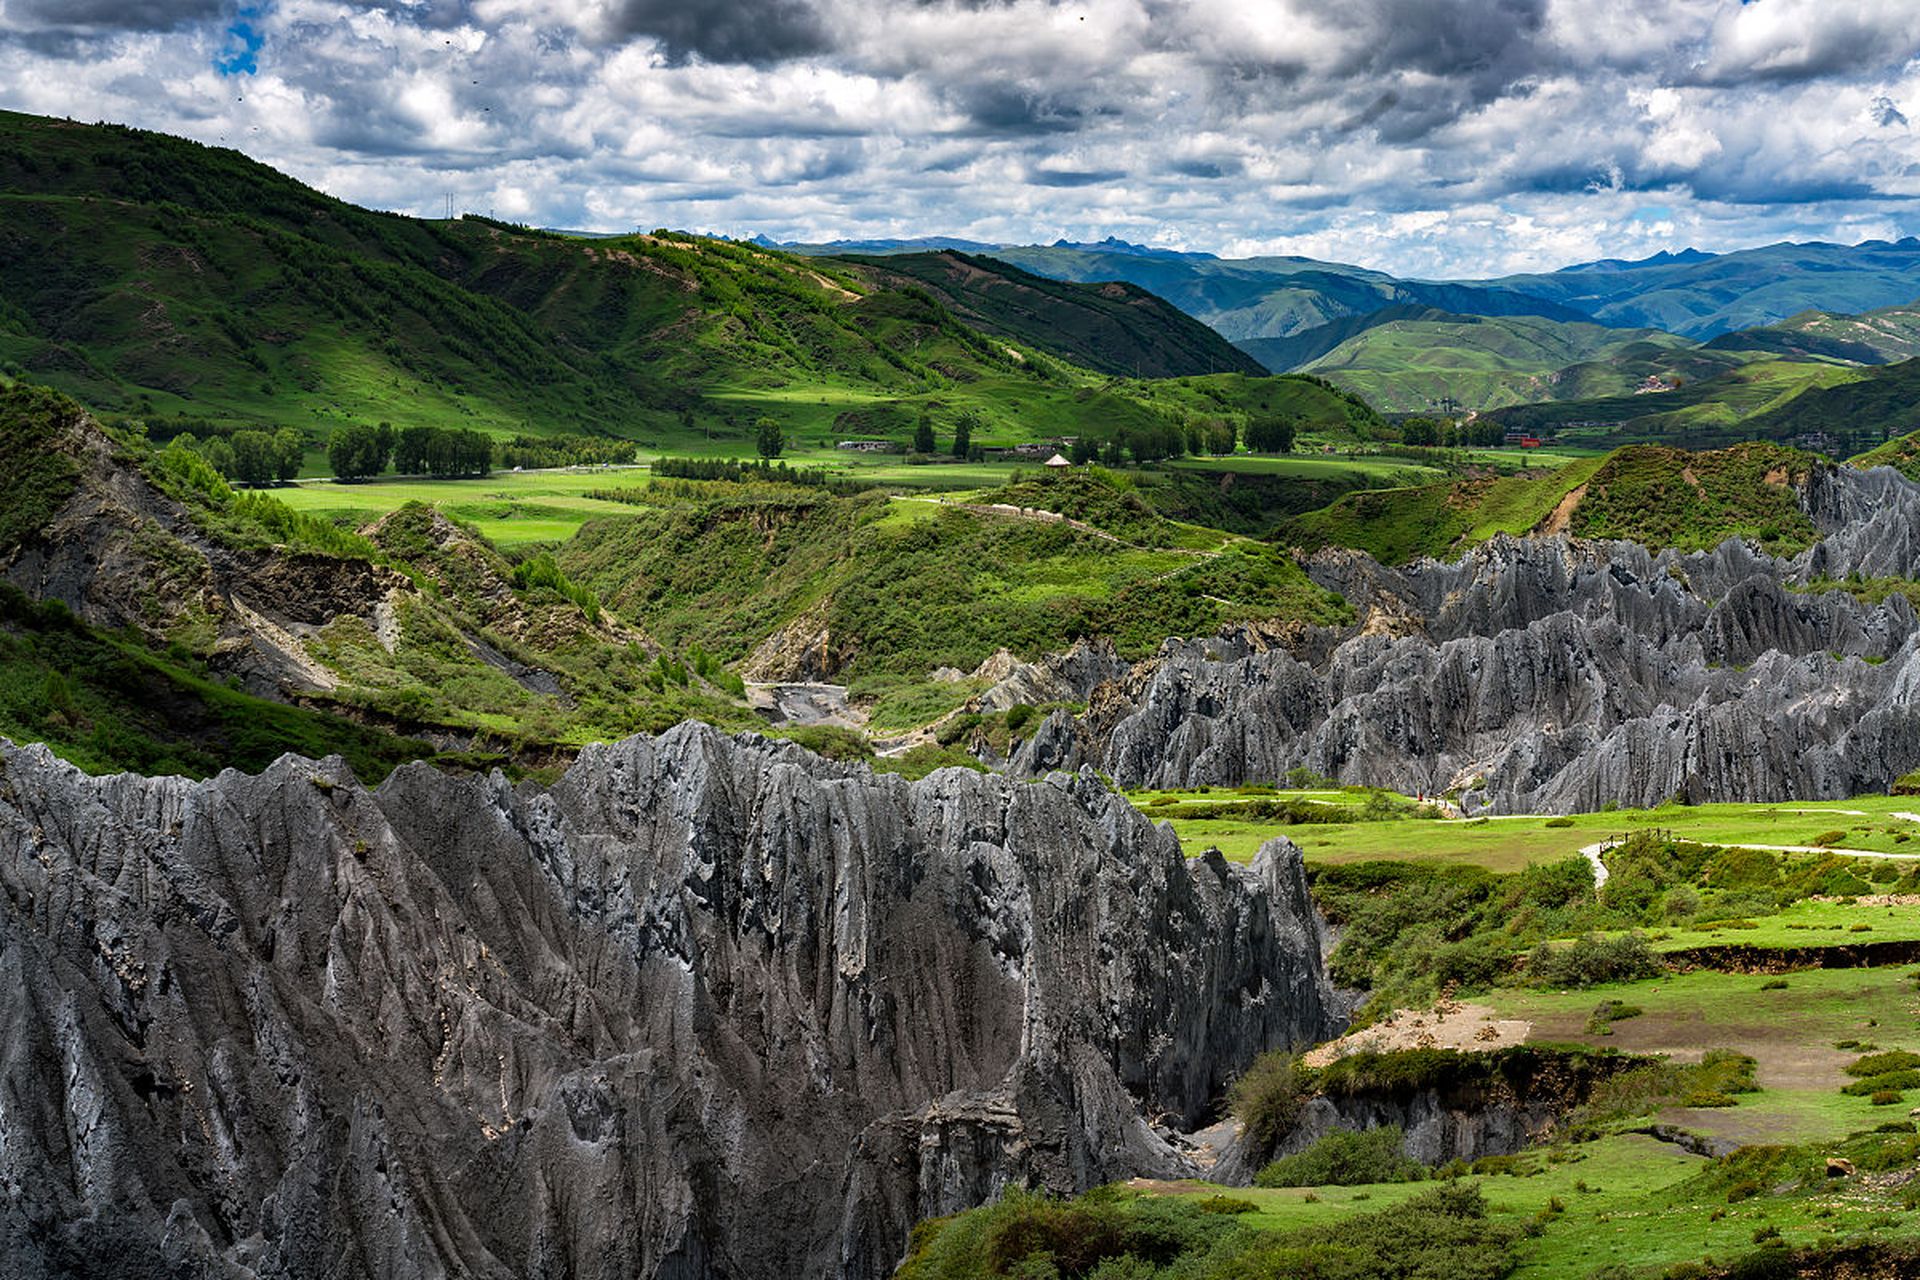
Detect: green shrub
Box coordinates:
(1228, 1051, 1314, 1150)
(1845, 1050, 1920, 1077)
(1544, 816, 1575, 828)
(1586, 999, 1644, 1033)
(1254, 1125, 1424, 1188)
(1525, 932, 1665, 988)
(1842, 1070, 1920, 1096)
(773, 724, 872, 762)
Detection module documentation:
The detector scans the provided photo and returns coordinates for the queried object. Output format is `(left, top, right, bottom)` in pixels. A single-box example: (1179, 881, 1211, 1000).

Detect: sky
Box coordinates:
(1, 0, 1918, 278)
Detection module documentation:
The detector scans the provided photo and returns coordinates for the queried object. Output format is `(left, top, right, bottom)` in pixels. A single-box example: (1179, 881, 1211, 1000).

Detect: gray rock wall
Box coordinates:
(1015, 465, 1920, 811)
(0, 724, 1340, 1278)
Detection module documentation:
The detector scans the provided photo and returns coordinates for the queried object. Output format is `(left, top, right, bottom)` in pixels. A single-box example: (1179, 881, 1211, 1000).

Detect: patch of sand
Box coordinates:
(1302, 1000, 1531, 1067)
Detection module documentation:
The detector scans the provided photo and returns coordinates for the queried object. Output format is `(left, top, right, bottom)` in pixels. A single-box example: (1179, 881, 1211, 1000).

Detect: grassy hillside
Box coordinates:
(1738, 356, 1920, 451)
(1851, 425, 1920, 481)
(1279, 443, 1817, 562)
(840, 250, 1264, 378)
(0, 384, 762, 778)
(1292, 311, 1691, 413)
(1707, 302, 1920, 365)
(558, 470, 1351, 684)
(0, 110, 1381, 462)
(1483, 358, 1861, 450)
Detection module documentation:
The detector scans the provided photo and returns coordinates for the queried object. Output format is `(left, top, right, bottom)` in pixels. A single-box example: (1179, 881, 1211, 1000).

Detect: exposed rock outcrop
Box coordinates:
(967, 637, 1133, 713)
(1014, 465, 1920, 811)
(0, 725, 1341, 1278)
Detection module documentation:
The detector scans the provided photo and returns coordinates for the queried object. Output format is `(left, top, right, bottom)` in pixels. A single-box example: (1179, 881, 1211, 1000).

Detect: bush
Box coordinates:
(1845, 1050, 1920, 1077)
(1254, 1125, 1424, 1188)
(1525, 933, 1665, 988)
(1841, 1070, 1920, 1096)
(1586, 999, 1644, 1033)
(1544, 816, 1575, 828)
(774, 725, 872, 762)
(1228, 1051, 1314, 1150)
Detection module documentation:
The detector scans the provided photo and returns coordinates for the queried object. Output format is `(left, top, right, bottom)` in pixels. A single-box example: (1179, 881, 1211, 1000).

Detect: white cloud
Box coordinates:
(0, 0, 1915, 275)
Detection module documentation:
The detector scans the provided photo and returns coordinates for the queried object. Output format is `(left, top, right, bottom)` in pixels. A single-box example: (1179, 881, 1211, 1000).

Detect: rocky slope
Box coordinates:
(0, 724, 1340, 1278)
(1013, 463, 1920, 811)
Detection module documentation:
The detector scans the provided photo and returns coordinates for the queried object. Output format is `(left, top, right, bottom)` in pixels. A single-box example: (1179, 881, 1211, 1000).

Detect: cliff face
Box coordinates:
(0, 723, 1339, 1279)
(1013, 464, 1920, 811)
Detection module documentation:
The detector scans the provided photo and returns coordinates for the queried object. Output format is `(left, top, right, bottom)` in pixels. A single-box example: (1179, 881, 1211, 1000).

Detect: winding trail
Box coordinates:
(1579, 836, 1920, 889)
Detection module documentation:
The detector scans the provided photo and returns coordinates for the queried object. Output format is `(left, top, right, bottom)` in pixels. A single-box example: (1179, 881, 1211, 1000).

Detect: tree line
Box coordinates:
(169, 428, 304, 486)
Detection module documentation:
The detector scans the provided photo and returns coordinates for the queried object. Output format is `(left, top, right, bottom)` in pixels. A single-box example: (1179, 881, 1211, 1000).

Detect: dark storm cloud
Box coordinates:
(955, 82, 1099, 136)
(605, 0, 829, 64)
(7, 0, 221, 31)
(1028, 166, 1125, 187)
(1171, 157, 1239, 179)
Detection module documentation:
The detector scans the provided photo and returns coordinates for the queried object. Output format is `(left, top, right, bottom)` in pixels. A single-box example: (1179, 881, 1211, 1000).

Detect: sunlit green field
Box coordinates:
(1132, 788, 1920, 870)
(1163, 453, 1444, 482)
(275, 467, 651, 547)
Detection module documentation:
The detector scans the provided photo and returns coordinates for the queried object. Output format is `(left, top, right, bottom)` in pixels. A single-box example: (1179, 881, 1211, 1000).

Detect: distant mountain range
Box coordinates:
(768, 233, 1920, 345)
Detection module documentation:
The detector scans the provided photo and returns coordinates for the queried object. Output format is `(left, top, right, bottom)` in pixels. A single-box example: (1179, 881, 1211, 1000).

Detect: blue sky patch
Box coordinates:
(215, 10, 263, 77)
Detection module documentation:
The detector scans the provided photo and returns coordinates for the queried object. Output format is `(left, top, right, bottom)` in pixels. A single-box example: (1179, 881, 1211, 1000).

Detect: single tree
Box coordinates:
(913, 415, 936, 454)
(229, 430, 277, 486)
(755, 416, 784, 458)
(951, 413, 976, 459)
(272, 428, 304, 482)
(201, 436, 237, 478)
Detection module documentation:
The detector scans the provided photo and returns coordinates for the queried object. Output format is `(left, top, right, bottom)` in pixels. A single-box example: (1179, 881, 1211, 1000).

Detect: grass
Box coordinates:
(1137, 788, 1920, 870)
(559, 472, 1351, 681)
(1162, 452, 1442, 481)
(1486, 966, 1920, 1144)
(1278, 441, 1820, 564)
(274, 467, 652, 547)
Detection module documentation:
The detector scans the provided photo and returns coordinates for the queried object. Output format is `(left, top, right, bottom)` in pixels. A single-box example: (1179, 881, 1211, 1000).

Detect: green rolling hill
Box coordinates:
(942, 242, 1592, 342)
(839, 249, 1265, 378)
(0, 111, 1369, 459)
(1277, 442, 1820, 564)
(1706, 301, 1920, 364)
(1482, 358, 1863, 450)
(1285, 311, 1694, 413)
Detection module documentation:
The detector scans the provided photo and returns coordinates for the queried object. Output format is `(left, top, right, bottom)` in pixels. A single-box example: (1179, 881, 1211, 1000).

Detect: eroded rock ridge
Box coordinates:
(1015, 463, 1920, 810)
(0, 724, 1338, 1278)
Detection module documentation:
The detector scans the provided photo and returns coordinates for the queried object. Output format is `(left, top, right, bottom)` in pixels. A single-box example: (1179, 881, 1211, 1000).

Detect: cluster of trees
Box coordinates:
(393, 426, 496, 478)
(1059, 414, 1264, 466)
(327, 423, 394, 480)
(1243, 416, 1298, 453)
(755, 417, 783, 458)
(494, 433, 635, 469)
(171, 429, 304, 485)
(650, 456, 877, 494)
(328, 423, 494, 480)
(1400, 417, 1508, 448)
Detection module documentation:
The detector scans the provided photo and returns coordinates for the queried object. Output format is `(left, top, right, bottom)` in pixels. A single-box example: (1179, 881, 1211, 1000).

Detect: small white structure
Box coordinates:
(1044, 453, 1072, 470)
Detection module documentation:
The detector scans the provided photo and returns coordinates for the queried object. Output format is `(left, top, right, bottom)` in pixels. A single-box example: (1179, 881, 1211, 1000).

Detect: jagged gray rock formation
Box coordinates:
(0, 723, 1340, 1279)
(965, 638, 1133, 714)
(1012, 464, 1920, 811)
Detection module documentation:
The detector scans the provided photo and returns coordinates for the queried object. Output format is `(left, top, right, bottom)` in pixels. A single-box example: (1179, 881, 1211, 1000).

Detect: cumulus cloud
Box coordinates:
(0, 0, 1916, 276)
